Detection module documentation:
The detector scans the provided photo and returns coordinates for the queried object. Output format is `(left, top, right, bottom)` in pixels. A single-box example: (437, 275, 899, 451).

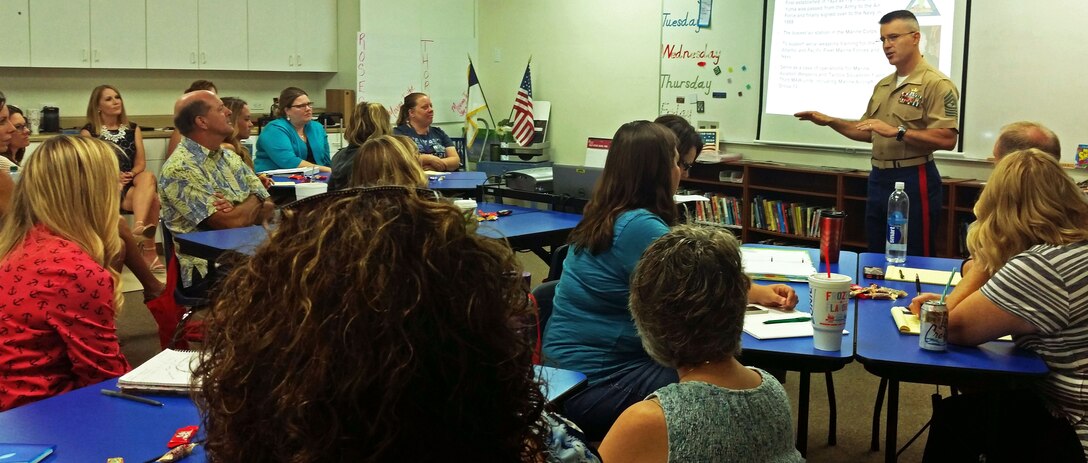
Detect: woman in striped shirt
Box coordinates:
(910, 148, 1088, 461)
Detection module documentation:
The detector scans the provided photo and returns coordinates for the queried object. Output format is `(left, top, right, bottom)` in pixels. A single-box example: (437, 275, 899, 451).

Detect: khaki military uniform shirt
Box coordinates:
(863, 59, 959, 162)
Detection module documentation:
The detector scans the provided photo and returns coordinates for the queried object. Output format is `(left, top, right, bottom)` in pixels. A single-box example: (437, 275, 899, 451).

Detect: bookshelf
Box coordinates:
(948, 180, 985, 257)
(681, 160, 979, 258)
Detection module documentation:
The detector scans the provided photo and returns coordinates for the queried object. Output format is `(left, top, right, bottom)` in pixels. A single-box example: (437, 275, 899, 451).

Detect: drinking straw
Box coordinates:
(824, 251, 831, 278)
(938, 267, 957, 303)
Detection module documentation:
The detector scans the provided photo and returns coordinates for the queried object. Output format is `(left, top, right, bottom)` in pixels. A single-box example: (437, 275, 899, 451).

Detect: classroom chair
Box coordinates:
(546, 244, 569, 282)
(156, 221, 208, 349)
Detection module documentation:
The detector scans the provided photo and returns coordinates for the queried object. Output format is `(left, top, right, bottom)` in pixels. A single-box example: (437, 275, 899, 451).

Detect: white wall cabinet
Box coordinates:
(29, 0, 91, 67)
(146, 0, 199, 69)
(146, 0, 248, 70)
(0, 0, 31, 67)
(89, 0, 147, 68)
(197, 0, 248, 70)
(30, 0, 145, 68)
(248, 0, 336, 72)
(15, 0, 334, 72)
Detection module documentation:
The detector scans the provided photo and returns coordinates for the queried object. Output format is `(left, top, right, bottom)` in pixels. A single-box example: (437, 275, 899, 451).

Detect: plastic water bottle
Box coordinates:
(886, 181, 909, 263)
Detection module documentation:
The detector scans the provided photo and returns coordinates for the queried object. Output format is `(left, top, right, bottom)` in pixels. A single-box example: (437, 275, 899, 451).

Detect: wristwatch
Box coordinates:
(896, 125, 907, 142)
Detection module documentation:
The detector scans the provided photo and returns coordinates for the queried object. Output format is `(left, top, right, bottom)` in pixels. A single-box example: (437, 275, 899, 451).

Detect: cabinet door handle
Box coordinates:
(201, 52, 206, 64)
(190, 52, 196, 64)
(82, 49, 88, 62)
(93, 49, 99, 62)
(288, 54, 294, 66)
(296, 54, 302, 67)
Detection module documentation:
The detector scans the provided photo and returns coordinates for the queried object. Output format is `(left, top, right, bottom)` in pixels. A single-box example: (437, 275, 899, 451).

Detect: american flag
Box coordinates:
(511, 62, 534, 147)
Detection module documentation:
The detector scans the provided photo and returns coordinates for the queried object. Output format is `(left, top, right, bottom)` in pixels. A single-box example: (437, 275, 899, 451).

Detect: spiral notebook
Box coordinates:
(740, 248, 817, 282)
(117, 349, 201, 394)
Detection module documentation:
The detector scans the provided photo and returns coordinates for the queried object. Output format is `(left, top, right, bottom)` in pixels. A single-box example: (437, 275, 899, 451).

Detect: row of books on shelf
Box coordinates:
(678, 190, 743, 227)
(750, 196, 834, 238)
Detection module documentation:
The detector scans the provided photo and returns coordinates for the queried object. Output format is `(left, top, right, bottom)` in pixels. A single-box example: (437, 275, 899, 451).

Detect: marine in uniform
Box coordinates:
(796, 10, 959, 256)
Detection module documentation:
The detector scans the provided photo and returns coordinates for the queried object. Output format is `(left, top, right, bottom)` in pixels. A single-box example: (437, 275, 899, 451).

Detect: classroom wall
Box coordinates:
(1, 0, 360, 122)
(474, 1, 1087, 184)
(476, 0, 660, 165)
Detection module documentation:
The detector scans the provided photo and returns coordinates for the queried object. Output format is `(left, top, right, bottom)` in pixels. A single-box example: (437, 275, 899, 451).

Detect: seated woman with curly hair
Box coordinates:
(195, 186, 598, 462)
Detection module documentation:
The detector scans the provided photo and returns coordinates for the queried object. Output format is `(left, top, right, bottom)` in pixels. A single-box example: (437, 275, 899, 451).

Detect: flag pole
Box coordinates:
(468, 54, 498, 128)
(506, 56, 532, 124)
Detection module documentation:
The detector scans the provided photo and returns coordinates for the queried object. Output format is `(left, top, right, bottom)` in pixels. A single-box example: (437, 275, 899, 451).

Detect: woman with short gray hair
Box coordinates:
(600, 225, 803, 463)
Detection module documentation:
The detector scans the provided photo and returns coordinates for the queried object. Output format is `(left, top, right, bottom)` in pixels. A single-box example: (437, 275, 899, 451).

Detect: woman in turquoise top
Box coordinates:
(600, 225, 803, 463)
(254, 87, 331, 173)
(542, 120, 797, 441)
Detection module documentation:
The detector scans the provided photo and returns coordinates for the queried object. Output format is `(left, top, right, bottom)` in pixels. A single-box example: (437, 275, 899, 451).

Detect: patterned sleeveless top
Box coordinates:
(650, 368, 804, 462)
(83, 121, 137, 172)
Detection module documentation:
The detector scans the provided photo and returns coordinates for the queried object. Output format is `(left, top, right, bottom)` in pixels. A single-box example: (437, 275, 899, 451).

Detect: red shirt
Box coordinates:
(0, 224, 130, 411)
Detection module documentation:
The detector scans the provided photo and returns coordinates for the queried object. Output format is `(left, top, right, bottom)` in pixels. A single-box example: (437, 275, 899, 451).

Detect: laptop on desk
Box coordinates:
(552, 164, 602, 200)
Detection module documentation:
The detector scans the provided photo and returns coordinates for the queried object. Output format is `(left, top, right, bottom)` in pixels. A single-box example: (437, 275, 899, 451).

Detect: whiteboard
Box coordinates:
(962, 2, 1088, 165)
(658, 0, 763, 142)
(660, 0, 1088, 168)
(357, 0, 476, 125)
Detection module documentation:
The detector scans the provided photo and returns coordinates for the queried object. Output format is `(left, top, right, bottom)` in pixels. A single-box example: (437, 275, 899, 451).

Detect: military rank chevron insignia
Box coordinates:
(944, 91, 958, 117)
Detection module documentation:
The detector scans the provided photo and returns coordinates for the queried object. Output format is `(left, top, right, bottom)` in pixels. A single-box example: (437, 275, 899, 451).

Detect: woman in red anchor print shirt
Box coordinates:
(0, 136, 130, 411)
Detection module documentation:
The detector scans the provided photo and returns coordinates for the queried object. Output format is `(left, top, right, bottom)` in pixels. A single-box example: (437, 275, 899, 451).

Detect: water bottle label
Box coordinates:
(887, 225, 904, 244)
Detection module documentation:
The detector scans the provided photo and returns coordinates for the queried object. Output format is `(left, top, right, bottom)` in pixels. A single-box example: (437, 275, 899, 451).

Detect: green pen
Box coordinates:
(763, 317, 812, 324)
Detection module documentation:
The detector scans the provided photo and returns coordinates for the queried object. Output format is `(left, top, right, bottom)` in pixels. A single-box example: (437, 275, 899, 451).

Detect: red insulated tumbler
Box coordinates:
(819, 210, 846, 263)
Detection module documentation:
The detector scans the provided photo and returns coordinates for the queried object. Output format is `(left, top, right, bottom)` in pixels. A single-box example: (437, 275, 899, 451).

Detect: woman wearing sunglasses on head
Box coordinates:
(254, 87, 331, 173)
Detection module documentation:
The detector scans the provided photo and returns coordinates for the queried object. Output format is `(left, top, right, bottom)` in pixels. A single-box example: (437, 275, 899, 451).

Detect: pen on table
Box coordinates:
(915, 274, 922, 296)
(101, 389, 164, 407)
(763, 317, 812, 324)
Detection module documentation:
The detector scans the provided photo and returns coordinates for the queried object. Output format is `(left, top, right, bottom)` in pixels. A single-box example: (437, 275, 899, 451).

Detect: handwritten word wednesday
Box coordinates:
(662, 43, 722, 66)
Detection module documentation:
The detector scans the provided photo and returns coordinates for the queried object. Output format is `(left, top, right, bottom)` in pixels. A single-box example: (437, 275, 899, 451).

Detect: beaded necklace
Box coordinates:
(99, 124, 127, 144)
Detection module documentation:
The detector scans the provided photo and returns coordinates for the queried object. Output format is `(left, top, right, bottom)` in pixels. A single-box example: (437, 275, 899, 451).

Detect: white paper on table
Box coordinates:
(741, 248, 817, 281)
(258, 167, 319, 176)
(743, 309, 849, 340)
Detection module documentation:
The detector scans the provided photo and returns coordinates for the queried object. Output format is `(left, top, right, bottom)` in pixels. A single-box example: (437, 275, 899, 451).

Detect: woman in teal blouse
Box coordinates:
(254, 87, 331, 173)
(543, 120, 797, 441)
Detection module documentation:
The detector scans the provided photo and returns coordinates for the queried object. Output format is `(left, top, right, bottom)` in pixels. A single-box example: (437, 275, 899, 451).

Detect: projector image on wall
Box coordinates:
(504, 167, 554, 193)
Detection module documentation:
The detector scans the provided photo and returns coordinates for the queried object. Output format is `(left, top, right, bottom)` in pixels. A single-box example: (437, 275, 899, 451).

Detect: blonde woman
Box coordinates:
(909, 148, 1088, 461)
(329, 101, 392, 190)
(80, 84, 162, 270)
(0, 136, 130, 411)
(349, 135, 427, 189)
